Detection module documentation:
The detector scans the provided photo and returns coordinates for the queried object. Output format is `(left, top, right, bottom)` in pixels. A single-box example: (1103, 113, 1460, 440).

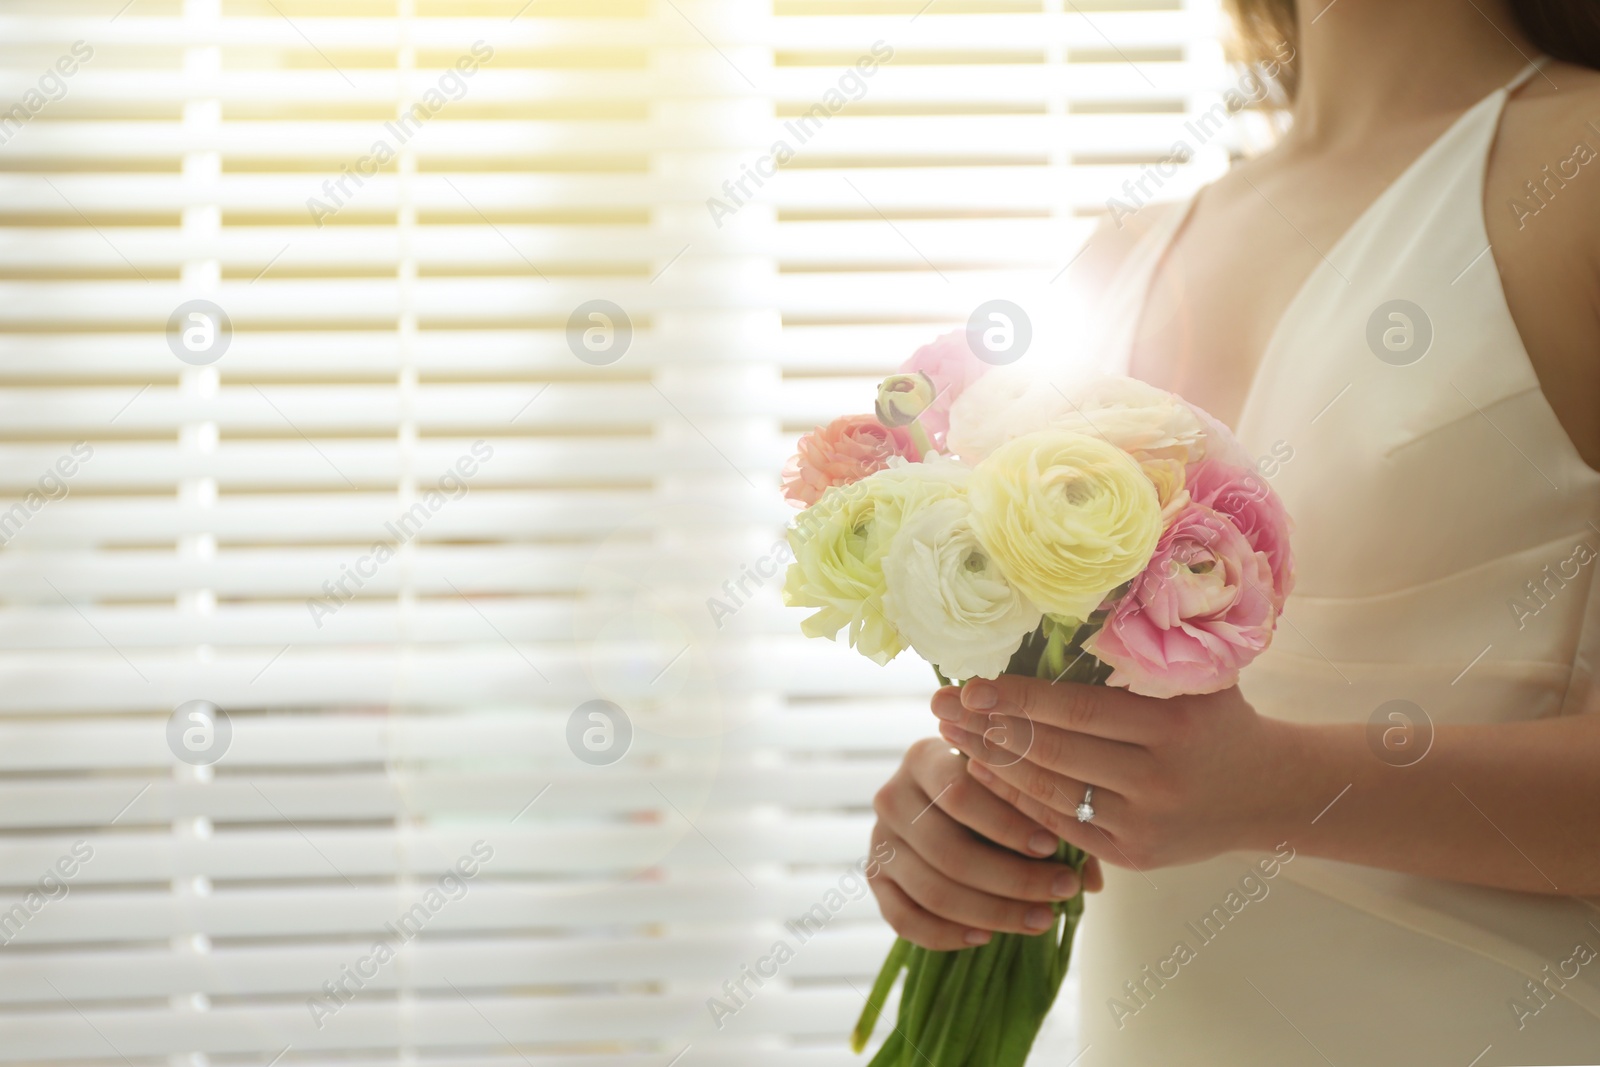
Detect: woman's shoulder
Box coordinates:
(1070, 199, 1188, 300)
(1486, 59, 1600, 472)
(1492, 61, 1600, 238)
(1514, 59, 1600, 116)
(1490, 57, 1600, 288)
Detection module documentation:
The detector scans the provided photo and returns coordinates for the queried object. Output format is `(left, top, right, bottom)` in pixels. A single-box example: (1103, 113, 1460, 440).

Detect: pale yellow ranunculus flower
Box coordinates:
(969, 430, 1163, 621)
(782, 457, 969, 664)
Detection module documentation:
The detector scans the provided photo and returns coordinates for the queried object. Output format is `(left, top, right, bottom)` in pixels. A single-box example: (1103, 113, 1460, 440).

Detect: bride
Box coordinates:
(865, 0, 1600, 1062)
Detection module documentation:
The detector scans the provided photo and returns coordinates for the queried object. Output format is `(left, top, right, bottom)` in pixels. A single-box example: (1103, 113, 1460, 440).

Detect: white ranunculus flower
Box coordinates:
(945, 366, 1066, 464)
(1053, 376, 1209, 465)
(880, 496, 1042, 680)
(947, 368, 1208, 467)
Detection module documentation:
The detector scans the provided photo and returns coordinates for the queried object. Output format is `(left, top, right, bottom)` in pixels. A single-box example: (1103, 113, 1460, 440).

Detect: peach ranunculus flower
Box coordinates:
(781, 414, 917, 508)
(1087, 501, 1277, 698)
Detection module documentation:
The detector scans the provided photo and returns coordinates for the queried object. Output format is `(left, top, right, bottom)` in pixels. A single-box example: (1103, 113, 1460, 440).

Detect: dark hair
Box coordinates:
(1226, 0, 1600, 99)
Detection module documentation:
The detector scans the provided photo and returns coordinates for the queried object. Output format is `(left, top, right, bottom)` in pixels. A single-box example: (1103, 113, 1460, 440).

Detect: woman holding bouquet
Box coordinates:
(866, 0, 1600, 1063)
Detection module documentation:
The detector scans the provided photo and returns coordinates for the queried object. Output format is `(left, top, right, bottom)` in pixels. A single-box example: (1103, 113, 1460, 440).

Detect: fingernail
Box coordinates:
(1024, 906, 1054, 931)
(966, 760, 994, 783)
(939, 723, 973, 746)
(962, 680, 998, 710)
(1027, 831, 1057, 856)
(931, 692, 960, 721)
(964, 929, 992, 946)
(1052, 872, 1079, 899)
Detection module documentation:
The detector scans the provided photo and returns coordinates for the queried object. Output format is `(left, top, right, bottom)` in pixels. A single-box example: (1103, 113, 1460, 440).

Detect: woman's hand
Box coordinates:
(868, 737, 1104, 951)
(931, 675, 1292, 871)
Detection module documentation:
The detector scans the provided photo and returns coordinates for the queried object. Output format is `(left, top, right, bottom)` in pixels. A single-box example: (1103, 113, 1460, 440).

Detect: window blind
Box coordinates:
(0, 0, 1238, 1061)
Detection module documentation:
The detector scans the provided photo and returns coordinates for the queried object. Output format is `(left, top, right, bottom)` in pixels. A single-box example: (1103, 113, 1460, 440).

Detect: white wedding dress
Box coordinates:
(1075, 60, 1600, 1065)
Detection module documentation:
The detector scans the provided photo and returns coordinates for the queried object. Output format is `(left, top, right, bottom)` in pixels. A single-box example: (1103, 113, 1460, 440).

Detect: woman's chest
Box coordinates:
(1109, 159, 1600, 598)
(1124, 109, 1600, 471)
(1122, 155, 1433, 431)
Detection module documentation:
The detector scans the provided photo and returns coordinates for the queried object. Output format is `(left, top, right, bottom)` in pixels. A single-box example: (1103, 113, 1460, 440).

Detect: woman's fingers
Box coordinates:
(931, 688, 1148, 792)
(998, 776, 1158, 878)
(866, 737, 1104, 946)
(889, 785, 1083, 903)
(880, 742, 1083, 901)
(867, 860, 988, 951)
(876, 831, 1061, 936)
(948, 677, 1166, 744)
(906, 741, 1063, 857)
(939, 722, 1128, 833)
(957, 752, 1112, 857)
(1083, 856, 1105, 893)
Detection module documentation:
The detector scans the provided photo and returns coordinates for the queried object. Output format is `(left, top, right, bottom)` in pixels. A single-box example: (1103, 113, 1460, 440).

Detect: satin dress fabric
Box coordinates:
(1074, 60, 1600, 1066)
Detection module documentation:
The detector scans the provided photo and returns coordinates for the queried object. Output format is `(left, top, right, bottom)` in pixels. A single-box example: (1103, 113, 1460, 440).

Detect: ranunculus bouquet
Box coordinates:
(780, 332, 1294, 1065)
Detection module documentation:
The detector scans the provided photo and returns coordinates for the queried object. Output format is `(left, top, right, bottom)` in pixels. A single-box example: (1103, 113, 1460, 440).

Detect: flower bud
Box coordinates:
(875, 372, 937, 428)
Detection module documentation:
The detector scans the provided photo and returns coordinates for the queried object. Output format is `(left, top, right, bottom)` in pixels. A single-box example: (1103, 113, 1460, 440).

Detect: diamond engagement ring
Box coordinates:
(1075, 786, 1095, 823)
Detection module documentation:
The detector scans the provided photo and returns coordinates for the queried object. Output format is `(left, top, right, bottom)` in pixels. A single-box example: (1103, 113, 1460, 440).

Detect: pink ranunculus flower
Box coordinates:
(1087, 503, 1277, 698)
(1185, 457, 1296, 609)
(890, 330, 993, 449)
(781, 414, 917, 507)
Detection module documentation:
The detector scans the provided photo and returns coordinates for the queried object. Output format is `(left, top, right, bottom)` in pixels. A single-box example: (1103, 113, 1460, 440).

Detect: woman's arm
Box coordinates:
(931, 676, 1600, 896)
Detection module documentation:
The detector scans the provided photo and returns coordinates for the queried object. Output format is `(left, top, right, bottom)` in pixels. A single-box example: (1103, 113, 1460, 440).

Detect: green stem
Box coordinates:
(896, 944, 927, 1041)
(927, 936, 1005, 1064)
(907, 418, 935, 459)
(1056, 848, 1089, 979)
(852, 936, 912, 1053)
(899, 943, 952, 1063)
(865, 1028, 905, 1067)
(968, 933, 1018, 1066)
(848, 621, 1108, 1062)
(1044, 843, 1083, 976)
(993, 928, 1045, 1067)
(914, 945, 976, 1065)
